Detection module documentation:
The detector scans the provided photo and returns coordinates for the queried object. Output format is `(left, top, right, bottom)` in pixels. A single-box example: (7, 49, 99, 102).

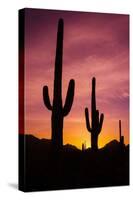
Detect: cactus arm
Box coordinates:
(63, 79, 75, 116)
(95, 110, 99, 126)
(98, 113, 104, 133)
(43, 86, 52, 110)
(85, 107, 91, 132)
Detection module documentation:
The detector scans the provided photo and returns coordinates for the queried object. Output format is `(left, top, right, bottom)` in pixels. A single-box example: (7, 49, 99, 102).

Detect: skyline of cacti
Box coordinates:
(19, 9, 129, 193)
(23, 10, 129, 149)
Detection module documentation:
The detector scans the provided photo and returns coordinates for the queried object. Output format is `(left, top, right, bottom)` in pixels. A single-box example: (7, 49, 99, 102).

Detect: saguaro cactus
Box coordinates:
(82, 142, 86, 151)
(43, 19, 75, 150)
(119, 120, 124, 147)
(85, 77, 104, 151)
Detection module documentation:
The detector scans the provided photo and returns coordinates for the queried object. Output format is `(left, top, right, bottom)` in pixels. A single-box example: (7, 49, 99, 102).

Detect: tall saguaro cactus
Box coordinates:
(119, 120, 124, 146)
(43, 19, 75, 150)
(85, 77, 104, 151)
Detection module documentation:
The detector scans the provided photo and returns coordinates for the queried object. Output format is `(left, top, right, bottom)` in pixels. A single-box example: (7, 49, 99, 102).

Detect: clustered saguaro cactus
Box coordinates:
(43, 19, 75, 150)
(85, 77, 104, 151)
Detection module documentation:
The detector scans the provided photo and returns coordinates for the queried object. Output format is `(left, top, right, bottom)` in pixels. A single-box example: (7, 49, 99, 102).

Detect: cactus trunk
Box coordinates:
(85, 77, 104, 151)
(43, 19, 75, 150)
(91, 134, 98, 151)
(52, 112, 63, 149)
(52, 19, 63, 149)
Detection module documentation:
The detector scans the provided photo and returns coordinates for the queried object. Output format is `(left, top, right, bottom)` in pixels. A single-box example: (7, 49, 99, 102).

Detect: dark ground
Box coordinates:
(19, 134, 129, 192)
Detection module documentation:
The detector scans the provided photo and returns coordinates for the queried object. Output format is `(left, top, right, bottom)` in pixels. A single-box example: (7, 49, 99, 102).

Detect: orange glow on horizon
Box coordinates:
(25, 118, 129, 150)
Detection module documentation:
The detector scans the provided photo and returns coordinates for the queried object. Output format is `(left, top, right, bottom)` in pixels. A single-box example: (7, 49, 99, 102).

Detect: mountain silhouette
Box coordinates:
(63, 144, 80, 152)
(102, 139, 123, 151)
(19, 134, 129, 192)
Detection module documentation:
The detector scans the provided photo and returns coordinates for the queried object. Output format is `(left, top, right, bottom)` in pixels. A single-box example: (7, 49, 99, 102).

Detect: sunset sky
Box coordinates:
(23, 8, 129, 149)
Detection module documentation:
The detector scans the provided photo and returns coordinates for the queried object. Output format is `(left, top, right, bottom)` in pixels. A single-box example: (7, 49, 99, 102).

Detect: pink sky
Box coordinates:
(24, 8, 129, 149)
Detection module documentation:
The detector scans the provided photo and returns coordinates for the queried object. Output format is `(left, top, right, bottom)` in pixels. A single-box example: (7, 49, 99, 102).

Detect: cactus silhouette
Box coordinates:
(82, 141, 86, 151)
(85, 77, 104, 151)
(119, 120, 124, 147)
(43, 19, 75, 150)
